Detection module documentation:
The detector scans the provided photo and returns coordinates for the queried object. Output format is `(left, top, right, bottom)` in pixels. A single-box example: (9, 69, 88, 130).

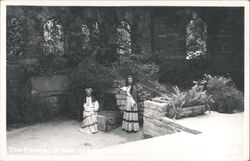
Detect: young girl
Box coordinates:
(120, 75, 140, 132)
(79, 88, 99, 134)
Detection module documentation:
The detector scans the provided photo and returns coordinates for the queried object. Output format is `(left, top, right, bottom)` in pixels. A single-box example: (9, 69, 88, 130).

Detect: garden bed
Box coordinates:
(150, 97, 208, 119)
(166, 104, 207, 119)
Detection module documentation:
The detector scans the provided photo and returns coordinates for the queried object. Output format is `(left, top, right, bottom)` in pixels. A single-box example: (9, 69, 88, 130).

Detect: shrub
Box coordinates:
(117, 55, 172, 98)
(67, 57, 121, 119)
(204, 74, 244, 113)
(161, 81, 214, 119)
(163, 82, 214, 109)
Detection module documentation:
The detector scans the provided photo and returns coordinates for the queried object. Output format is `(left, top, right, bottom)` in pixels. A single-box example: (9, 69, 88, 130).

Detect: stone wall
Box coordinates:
(6, 6, 152, 125)
(153, 7, 244, 89)
(6, 6, 244, 125)
(143, 100, 203, 137)
(143, 100, 180, 137)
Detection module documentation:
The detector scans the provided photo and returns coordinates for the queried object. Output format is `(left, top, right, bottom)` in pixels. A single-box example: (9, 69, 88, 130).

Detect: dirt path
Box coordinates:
(7, 120, 144, 155)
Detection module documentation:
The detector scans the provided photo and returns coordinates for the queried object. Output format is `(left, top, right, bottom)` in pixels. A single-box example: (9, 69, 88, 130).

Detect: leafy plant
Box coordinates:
(186, 17, 207, 60)
(7, 16, 24, 57)
(204, 74, 244, 113)
(162, 79, 214, 119)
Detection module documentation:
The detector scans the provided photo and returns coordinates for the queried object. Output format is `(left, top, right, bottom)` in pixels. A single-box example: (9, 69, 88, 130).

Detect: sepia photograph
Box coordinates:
(0, 0, 249, 161)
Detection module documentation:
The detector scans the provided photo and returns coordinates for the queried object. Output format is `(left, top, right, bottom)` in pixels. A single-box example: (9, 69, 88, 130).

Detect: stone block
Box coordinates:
(144, 100, 168, 112)
(97, 110, 123, 132)
(144, 108, 165, 119)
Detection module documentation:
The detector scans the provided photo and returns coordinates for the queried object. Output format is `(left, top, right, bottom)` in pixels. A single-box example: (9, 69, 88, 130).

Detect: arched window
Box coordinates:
(116, 20, 132, 55)
(7, 17, 24, 57)
(90, 21, 100, 39)
(81, 21, 100, 49)
(80, 24, 90, 49)
(186, 12, 207, 60)
(43, 18, 64, 56)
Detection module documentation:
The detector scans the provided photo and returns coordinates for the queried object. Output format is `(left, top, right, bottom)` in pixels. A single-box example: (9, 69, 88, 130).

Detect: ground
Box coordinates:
(7, 111, 247, 161)
(7, 120, 144, 155)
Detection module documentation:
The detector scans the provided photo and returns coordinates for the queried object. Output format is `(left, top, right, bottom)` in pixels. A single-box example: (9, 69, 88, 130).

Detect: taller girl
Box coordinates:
(120, 75, 140, 132)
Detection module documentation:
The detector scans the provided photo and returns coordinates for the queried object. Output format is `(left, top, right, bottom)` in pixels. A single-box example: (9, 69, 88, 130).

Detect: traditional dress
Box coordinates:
(121, 85, 140, 132)
(79, 96, 99, 134)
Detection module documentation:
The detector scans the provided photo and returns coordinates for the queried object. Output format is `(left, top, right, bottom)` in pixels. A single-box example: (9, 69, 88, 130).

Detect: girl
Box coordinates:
(79, 88, 99, 134)
(120, 75, 140, 132)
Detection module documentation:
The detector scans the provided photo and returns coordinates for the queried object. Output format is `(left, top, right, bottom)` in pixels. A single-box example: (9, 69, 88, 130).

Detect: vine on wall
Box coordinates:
(81, 21, 100, 50)
(116, 21, 132, 55)
(186, 17, 207, 60)
(43, 18, 64, 56)
(7, 17, 24, 57)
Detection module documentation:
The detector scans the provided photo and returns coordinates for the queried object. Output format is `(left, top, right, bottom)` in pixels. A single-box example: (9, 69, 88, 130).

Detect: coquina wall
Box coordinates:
(153, 7, 244, 89)
(6, 6, 244, 126)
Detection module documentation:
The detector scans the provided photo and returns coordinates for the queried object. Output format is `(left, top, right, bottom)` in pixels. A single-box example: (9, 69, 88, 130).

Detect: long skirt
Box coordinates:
(122, 96, 140, 132)
(79, 112, 98, 134)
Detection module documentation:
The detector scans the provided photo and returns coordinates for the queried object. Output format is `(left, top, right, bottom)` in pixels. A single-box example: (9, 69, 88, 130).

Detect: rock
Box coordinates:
(97, 110, 123, 132)
(144, 108, 165, 119)
(144, 100, 168, 112)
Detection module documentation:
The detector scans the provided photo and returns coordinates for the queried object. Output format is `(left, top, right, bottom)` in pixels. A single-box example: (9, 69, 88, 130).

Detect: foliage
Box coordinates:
(7, 16, 24, 57)
(203, 74, 244, 113)
(116, 21, 132, 55)
(116, 55, 171, 98)
(163, 82, 214, 109)
(81, 24, 91, 49)
(67, 57, 121, 118)
(81, 21, 100, 50)
(160, 80, 214, 119)
(186, 18, 207, 60)
(43, 18, 64, 56)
